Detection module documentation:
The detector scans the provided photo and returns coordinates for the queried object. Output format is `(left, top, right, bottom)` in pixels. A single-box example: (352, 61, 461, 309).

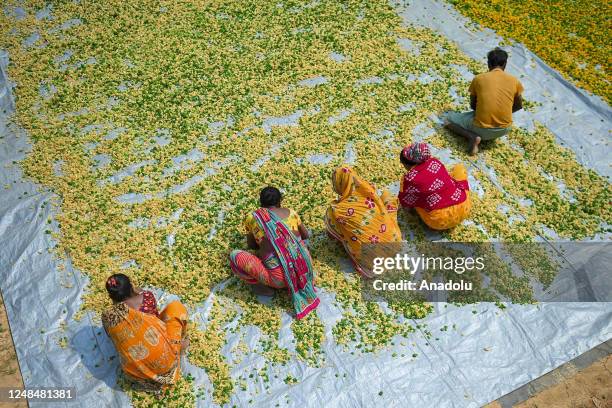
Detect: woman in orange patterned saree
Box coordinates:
(101, 274, 188, 392)
(325, 166, 402, 278)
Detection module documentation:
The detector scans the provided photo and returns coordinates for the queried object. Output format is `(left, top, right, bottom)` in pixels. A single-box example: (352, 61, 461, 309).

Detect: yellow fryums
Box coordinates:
(1, 0, 610, 405)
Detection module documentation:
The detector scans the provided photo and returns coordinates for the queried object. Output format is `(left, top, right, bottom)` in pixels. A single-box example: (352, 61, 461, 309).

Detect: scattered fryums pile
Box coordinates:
(1, 0, 610, 405)
(450, 0, 611, 103)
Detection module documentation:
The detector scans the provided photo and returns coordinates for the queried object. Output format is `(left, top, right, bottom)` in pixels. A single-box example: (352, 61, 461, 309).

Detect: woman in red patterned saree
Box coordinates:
(398, 142, 471, 230)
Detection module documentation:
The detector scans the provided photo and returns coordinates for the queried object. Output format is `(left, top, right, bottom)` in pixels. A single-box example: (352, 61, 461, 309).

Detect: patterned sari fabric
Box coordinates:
(229, 249, 287, 289)
(398, 158, 469, 211)
(237, 208, 319, 319)
(243, 208, 302, 244)
(401, 163, 472, 230)
(325, 166, 402, 278)
(138, 290, 159, 317)
(229, 207, 306, 289)
(102, 301, 188, 392)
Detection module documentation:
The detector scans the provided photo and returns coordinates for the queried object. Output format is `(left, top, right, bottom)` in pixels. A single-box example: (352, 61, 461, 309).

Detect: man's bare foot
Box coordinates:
(469, 135, 481, 156)
(252, 283, 275, 297)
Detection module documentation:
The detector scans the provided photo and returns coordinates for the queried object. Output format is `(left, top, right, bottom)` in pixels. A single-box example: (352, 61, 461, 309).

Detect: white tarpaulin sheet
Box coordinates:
(0, 1, 611, 407)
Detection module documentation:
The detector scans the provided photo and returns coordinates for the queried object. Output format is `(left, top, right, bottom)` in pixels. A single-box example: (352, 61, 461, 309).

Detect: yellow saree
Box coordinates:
(101, 300, 188, 392)
(325, 166, 402, 277)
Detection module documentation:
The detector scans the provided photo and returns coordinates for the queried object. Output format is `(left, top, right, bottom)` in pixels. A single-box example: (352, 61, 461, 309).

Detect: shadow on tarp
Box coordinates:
(71, 323, 122, 391)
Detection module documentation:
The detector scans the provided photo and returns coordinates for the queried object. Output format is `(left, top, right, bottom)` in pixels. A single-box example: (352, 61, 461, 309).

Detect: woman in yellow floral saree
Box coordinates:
(101, 274, 188, 393)
(325, 166, 402, 277)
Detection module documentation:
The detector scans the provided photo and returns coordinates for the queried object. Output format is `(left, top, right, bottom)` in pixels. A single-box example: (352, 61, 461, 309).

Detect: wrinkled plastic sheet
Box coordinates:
(0, 1, 611, 407)
(397, 0, 611, 178)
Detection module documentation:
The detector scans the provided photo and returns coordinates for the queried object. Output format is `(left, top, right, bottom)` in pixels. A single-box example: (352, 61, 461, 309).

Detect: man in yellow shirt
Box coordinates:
(445, 48, 524, 155)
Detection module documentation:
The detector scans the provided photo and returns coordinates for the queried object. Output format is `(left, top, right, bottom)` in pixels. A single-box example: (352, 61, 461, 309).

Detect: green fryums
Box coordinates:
(1, 0, 610, 403)
(126, 374, 196, 408)
(291, 312, 326, 367)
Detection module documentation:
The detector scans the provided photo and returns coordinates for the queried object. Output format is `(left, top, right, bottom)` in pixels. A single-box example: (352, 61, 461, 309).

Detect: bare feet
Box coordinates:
(468, 135, 481, 156)
(252, 283, 275, 297)
(445, 123, 481, 155)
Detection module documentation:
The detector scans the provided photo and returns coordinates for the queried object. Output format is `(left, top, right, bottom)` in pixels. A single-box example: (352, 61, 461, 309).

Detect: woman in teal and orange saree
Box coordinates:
(229, 186, 319, 320)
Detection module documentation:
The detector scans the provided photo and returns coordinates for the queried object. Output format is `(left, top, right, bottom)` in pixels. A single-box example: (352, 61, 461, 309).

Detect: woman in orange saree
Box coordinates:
(101, 274, 188, 392)
(325, 166, 402, 278)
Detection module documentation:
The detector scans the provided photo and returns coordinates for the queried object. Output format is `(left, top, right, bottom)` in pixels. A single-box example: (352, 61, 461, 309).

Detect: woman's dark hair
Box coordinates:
(105, 273, 133, 302)
(260, 186, 282, 207)
(400, 150, 417, 166)
(487, 47, 508, 69)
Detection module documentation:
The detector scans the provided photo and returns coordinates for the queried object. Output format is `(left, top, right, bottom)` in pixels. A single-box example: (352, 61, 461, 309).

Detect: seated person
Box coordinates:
(445, 47, 524, 155)
(102, 274, 188, 393)
(104, 274, 159, 317)
(325, 166, 401, 278)
(398, 143, 471, 230)
(229, 186, 319, 319)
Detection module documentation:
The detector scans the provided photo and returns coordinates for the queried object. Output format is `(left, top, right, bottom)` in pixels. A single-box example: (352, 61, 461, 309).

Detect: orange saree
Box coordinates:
(102, 300, 188, 392)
